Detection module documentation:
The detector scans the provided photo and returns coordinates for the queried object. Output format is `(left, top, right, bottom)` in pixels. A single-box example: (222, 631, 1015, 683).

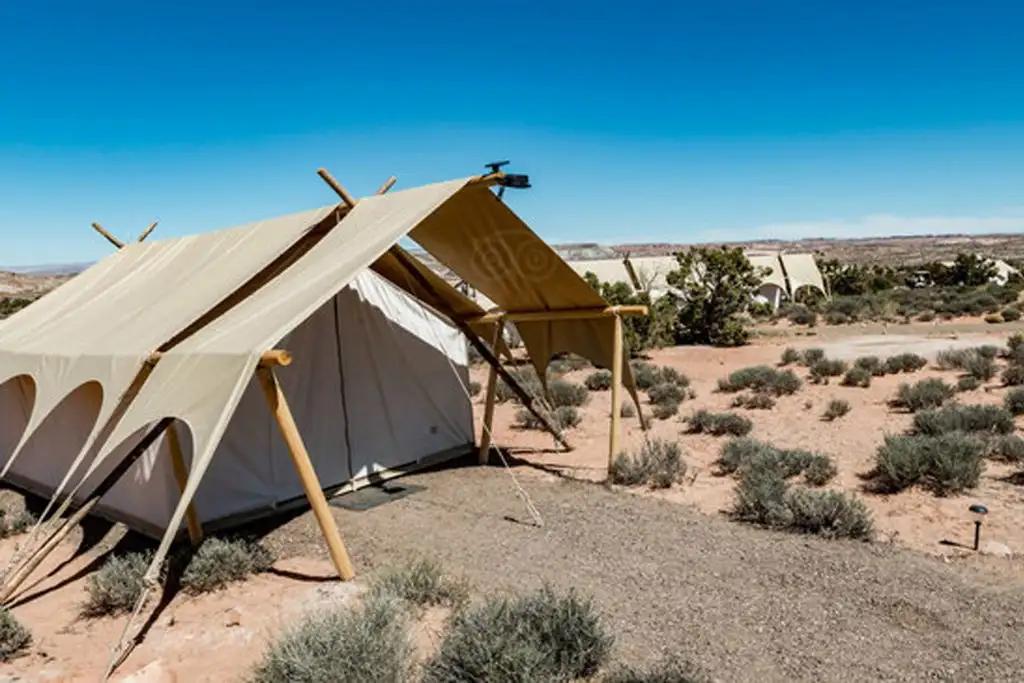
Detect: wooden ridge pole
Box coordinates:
(91, 222, 124, 249)
(608, 314, 623, 475)
(0, 419, 174, 605)
(314, 166, 570, 451)
(257, 367, 355, 581)
(478, 320, 505, 465)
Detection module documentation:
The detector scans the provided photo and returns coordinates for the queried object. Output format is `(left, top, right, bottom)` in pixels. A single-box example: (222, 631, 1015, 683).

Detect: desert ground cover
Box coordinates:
(0, 321, 1023, 682)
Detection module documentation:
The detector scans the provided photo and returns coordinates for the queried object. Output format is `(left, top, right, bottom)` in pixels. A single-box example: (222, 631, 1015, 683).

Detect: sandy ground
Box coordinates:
(1, 321, 1023, 681)
(488, 323, 1024, 560)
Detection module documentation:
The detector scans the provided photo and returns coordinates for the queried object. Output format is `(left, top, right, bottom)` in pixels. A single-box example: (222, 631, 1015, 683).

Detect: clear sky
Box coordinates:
(2, 1, 1023, 266)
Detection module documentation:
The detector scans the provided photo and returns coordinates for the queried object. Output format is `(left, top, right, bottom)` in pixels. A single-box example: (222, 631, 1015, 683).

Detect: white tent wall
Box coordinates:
(4, 270, 473, 537)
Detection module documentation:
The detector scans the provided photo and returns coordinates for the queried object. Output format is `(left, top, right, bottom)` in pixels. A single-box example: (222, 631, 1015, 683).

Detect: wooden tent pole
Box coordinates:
(91, 222, 124, 249)
(257, 367, 355, 581)
(135, 220, 159, 243)
(375, 176, 397, 195)
(608, 314, 623, 475)
(478, 320, 505, 465)
(0, 418, 174, 605)
(167, 423, 203, 546)
(316, 168, 357, 208)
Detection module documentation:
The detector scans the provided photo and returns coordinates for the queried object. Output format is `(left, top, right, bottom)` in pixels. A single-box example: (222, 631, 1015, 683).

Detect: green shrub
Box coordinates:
(547, 379, 589, 408)
(977, 345, 1001, 359)
(603, 655, 712, 683)
(804, 454, 838, 486)
(809, 358, 847, 384)
(717, 366, 801, 396)
(1002, 364, 1024, 386)
(0, 608, 31, 662)
(611, 438, 686, 489)
(911, 404, 1016, 436)
(650, 400, 680, 421)
(936, 348, 974, 371)
(181, 537, 273, 595)
(1005, 388, 1024, 415)
(787, 305, 818, 326)
(584, 370, 612, 391)
(423, 585, 612, 683)
(553, 406, 582, 429)
(82, 551, 154, 618)
(1002, 308, 1022, 322)
(685, 410, 752, 437)
(731, 393, 776, 410)
(647, 382, 685, 406)
(468, 381, 482, 397)
(841, 366, 872, 388)
(854, 355, 885, 376)
(495, 368, 543, 404)
(871, 433, 985, 496)
(368, 559, 469, 609)
(957, 376, 982, 392)
(629, 361, 660, 390)
(987, 434, 1024, 463)
(780, 347, 801, 366)
(890, 378, 956, 412)
(802, 348, 826, 365)
(784, 489, 874, 540)
(620, 401, 637, 418)
(658, 367, 690, 388)
(884, 353, 928, 374)
(822, 399, 851, 422)
(249, 596, 413, 683)
(715, 438, 817, 479)
(964, 354, 998, 381)
(730, 465, 793, 528)
(1006, 333, 1024, 361)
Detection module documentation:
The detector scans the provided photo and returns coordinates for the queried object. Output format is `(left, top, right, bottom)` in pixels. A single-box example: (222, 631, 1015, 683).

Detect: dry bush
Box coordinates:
(803, 455, 839, 487)
(611, 439, 686, 489)
(423, 585, 612, 683)
(822, 399, 851, 422)
(0, 509, 35, 539)
(911, 404, 1015, 436)
(650, 400, 680, 421)
(249, 596, 413, 683)
(841, 366, 872, 388)
(685, 410, 752, 437)
(181, 537, 273, 596)
(368, 558, 469, 609)
(0, 608, 31, 662)
(889, 378, 956, 412)
(584, 370, 613, 391)
(731, 393, 776, 410)
(629, 362, 689, 391)
(620, 401, 637, 418)
(871, 433, 985, 496)
(82, 551, 154, 618)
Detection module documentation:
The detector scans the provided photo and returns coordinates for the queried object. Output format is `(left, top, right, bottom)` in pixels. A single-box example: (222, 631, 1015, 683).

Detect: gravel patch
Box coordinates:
(261, 467, 1024, 682)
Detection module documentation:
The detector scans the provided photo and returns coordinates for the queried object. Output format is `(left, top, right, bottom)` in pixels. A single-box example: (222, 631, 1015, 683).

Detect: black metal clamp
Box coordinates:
(485, 160, 531, 199)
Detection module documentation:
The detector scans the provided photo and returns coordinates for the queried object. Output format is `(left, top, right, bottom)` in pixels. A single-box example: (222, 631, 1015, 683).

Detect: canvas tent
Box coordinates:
(0, 171, 646, 612)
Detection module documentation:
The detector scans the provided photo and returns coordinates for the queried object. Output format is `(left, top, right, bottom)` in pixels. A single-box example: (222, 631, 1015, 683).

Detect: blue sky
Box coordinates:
(2, 1, 1024, 266)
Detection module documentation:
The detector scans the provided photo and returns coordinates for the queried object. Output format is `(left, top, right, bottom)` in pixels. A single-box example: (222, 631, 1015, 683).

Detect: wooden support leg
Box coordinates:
(167, 423, 203, 546)
(608, 314, 623, 476)
(478, 321, 505, 465)
(257, 367, 355, 581)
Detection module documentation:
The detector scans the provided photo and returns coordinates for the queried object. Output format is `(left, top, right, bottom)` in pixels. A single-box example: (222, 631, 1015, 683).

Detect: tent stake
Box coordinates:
(0, 419, 174, 605)
(608, 314, 623, 475)
(257, 367, 355, 581)
(478, 320, 505, 465)
(167, 423, 203, 546)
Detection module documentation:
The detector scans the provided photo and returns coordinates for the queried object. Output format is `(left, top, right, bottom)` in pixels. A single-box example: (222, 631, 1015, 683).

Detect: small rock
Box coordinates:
(224, 608, 242, 627)
(980, 541, 1012, 558)
(116, 660, 177, 683)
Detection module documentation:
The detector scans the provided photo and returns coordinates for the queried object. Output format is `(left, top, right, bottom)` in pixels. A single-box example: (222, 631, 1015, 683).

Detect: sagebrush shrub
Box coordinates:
(957, 376, 982, 392)
(249, 596, 413, 683)
(647, 382, 685, 406)
(1002, 364, 1024, 386)
(717, 366, 801, 396)
(658, 366, 690, 387)
(650, 400, 680, 421)
(871, 433, 985, 496)
(584, 370, 613, 391)
(809, 358, 847, 384)
(731, 393, 776, 410)
(730, 465, 793, 527)
(804, 454, 838, 486)
(936, 348, 974, 371)
(181, 537, 274, 595)
(82, 551, 154, 617)
(423, 585, 612, 683)
(554, 406, 582, 429)
(802, 348, 826, 365)
(977, 345, 1001, 359)
(1002, 308, 1022, 322)
(0, 608, 30, 662)
(988, 434, 1024, 463)
(911, 404, 1015, 436)
(822, 399, 851, 422)
(629, 361, 660, 390)
(715, 439, 821, 480)
(854, 355, 885, 376)
(495, 368, 543, 404)
(841, 366, 872, 388)
(369, 558, 469, 609)
(964, 354, 998, 381)
(884, 353, 928, 374)
(784, 489, 874, 540)
(468, 381, 482, 397)
(611, 438, 686, 489)
(780, 347, 801, 366)
(620, 401, 637, 418)
(685, 410, 752, 437)
(0, 509, 36, 539)
(890, 378, 956, 412)
(547, 379, 589, 408)
(1004, 388, 1024, 415)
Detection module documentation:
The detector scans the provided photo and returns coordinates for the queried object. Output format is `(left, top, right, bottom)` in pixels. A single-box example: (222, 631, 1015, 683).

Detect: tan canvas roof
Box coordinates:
(779, 253, 826, 295)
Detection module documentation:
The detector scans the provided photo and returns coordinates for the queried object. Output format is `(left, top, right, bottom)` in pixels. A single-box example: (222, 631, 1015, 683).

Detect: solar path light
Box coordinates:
(969, 503, 988, 551)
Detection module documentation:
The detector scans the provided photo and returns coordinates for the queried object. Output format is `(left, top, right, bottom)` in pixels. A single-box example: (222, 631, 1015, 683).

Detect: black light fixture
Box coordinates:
(485, 160, 531, 200)
(969, 503, 988, 551)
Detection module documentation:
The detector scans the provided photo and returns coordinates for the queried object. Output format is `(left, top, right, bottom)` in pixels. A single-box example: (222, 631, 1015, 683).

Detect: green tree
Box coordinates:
(582, 273, 673, 357)
(666, 246, 763, 347)
(944, 253, 998, 287)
